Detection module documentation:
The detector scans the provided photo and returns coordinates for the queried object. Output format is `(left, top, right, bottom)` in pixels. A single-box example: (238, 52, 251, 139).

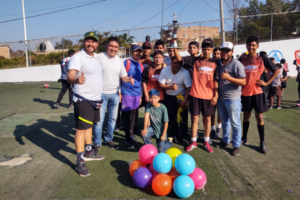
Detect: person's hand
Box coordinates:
(145, 95, 149, 102)
(171, 82, 178, 91)
(78, 71, 86, 85)
(241, 53, 247, 59)
(221, 69, 231, 80)
(210, 96, 218, 106)
(288, 75, 291, 78)
(179, 100, 187, 107)
(141, 129, 148, 137)
(129, 76, 135, 85)
(256, 79, 268, 86)
(160, 135, 166, 141)
(139, 97, 142, 106)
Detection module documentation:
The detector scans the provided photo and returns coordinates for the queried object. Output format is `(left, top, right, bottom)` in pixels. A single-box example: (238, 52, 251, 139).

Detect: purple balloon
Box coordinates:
(132, 167, 153, 188)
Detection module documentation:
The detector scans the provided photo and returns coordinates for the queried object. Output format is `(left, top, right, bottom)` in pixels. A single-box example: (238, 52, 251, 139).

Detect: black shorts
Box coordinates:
(189, 96, 215, 116)
(281, 81, 287, 88)
(241, 93, 268, 113)
(74, 100, 100, 130)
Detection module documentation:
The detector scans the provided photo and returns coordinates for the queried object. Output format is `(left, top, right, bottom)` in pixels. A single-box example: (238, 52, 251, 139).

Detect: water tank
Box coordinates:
(146, 35, 150, 42)
(39, 42, 46, 52)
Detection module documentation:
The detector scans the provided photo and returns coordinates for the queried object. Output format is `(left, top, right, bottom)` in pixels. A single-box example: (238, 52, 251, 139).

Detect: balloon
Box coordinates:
(139, 144, 158, 164)
(148, 164, 159, 177)
(152, 174, 172, 196)
(165, 148, 182, 167)
(175, 154, 196, 175)
(153, 153, 172, 174)
(167, 167, 180, 184)
(44, 83, 49, 88)
(129, 160, 147, 177)
(132, 167, 153, 189)
(188, 168, 207, 190)
(173, 175, 195, 198)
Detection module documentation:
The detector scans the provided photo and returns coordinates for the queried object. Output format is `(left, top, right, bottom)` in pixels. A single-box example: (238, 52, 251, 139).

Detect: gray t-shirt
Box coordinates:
(217, 58, 246, 100)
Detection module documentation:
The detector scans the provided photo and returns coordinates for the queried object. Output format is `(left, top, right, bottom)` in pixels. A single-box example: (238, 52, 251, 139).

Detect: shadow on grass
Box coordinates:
(33, 98, 69, 109)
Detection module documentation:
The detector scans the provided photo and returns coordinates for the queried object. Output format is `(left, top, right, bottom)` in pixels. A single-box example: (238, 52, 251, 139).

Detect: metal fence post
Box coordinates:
(271, 14, 273, 42)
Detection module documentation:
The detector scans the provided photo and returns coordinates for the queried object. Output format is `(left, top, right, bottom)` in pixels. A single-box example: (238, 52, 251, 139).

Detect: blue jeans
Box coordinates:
(217, 98, 242, 148)
(93, 93, 120, 146)
(143, 127, 172, 153)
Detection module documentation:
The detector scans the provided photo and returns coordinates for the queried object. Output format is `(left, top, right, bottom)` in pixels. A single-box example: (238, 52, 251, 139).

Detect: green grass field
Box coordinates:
(0, 79, 300, 200)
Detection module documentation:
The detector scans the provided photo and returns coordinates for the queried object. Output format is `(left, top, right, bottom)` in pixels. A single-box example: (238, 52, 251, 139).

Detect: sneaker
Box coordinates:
(208, 138, 212, 145)
(260, 141, 268, 154)
(210, 130, 217, 139)
(83, 146, 105, 161)
(186, 142, 197, 152)
(296, 103, 300, 107)
(68, 104, 74, 109)
(277, 106, 282, 110)
(53, 103, 61, 109)
(76, 161, 90, 177)
(215, 140, 230, 149)
(241, 137, 248, 145)
(216, 128, 222, 137)
(114, 126, 120, 132)
(104, 141, 119, 150)
(125, 140, 134, 149)
(281, 96, 284, 99)
(130, 134, 139, 142)
(233, 147, 240, 156)
(268, 106, 273, 110)
(119, 125, 124, 130)
(203, 141, 213, 153)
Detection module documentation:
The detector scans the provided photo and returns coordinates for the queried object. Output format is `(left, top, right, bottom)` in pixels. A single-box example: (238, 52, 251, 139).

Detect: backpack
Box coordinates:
(125, 59, 144, 73)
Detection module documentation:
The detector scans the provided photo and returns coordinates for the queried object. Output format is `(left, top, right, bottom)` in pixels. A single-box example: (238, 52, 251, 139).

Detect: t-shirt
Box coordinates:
(145, 103, 169, 139)
(270, 71, 282, 87)
(142, 64, 165, 100)
(158, 66, 192, 96)
(69, 50, 103, 101)
(139, 56, 153, 69)
(164, 57, 172, 66)
(282, 63, 288, 79)
(98, 52, 127, 94)
(190, 57, 218, 100)
(121, 58, 143, 96)
(182, 56, 198, 74)
(60, 57, 70, 80)
(217, 58, 246, 100)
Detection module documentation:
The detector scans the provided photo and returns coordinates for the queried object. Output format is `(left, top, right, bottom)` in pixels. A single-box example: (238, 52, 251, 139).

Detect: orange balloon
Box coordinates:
(167, 167, 180, 184)
(152, 174, 172, 196)
(129, 160, 147, 177)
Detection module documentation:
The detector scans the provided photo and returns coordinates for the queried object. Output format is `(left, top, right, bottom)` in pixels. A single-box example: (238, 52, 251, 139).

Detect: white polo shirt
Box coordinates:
(69, 49, 103, 101)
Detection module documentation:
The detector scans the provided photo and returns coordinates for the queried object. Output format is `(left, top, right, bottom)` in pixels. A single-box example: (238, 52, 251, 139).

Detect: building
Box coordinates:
(34, 40, 68, 54)
(0, 45, 10, 59)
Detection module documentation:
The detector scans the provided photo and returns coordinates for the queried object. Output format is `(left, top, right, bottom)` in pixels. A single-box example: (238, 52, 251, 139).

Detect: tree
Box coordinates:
(117, 33, 135, 48)
(55, 38, 73, 49)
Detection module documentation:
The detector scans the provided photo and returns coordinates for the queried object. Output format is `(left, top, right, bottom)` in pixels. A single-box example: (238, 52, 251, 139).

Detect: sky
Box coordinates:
(0, 0, 233, 49)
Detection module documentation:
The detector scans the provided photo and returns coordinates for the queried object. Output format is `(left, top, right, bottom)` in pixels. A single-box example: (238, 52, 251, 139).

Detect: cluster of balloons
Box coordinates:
(129, 144, 207, 198)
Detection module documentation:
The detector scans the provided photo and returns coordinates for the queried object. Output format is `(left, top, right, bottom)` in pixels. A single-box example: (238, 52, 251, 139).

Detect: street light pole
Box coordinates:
(161, 0, 164, 40)
(22, 0, 29, 68)
(219, 0, 225, 43)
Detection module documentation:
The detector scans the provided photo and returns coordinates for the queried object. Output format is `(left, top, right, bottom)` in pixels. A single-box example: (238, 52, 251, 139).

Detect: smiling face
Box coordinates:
(171, 58, 181, 74)
(132, 50, 142, 61)
(155, 45, 164, 52)
(149, 95, 160, 106)
(246, 41, 259, 55)
(84, 38, 99, 55)
(213, 50, 221, 59)
(221, 49, 233, 61)
(106, 41, 119, 57)
(167, 48, 175, 58)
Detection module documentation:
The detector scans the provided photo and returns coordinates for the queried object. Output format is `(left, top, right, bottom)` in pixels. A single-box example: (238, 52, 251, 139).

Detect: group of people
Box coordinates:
(56, 31, 288, 177)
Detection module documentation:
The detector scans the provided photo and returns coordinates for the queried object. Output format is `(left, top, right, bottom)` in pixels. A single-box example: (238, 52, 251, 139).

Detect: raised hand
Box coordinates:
(78, 71, 86, 85)
(221, 69, 230, 80)
(171, 82, 178, 91)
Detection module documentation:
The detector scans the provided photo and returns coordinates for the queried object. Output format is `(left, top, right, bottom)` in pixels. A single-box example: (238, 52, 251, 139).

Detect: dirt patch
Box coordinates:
(0, 154, 33, 167)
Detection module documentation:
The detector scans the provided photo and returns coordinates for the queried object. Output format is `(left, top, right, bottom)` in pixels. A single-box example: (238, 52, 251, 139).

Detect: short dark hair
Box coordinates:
(171, 56, 179, 61)
(155, 40, 164, 48)
(189, 41, 199, 49)
(260, 51, 267, 57)
(213, 47, 221, 52)
(269, 57, 275, 61)
(276, 63, 282, 68)
(280, 59, 286, 64)
(107, 37, 120, 45)
(153, 50, 164, 58)
(246, 35, 259, 45)
(68, 49, 75, 56)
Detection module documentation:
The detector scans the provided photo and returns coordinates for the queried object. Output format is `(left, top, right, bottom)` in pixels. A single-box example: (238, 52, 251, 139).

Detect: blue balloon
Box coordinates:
(152, 153, 172, 174)
(133, 167, 153, 188)
(173, 175, 195, 198)
(175, 154, 196, 175)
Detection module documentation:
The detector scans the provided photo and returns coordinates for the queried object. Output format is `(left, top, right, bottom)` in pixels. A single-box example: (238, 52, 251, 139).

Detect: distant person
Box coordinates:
(140, 42, 153, 67)
(280, 59, 289, 99)
(154, 39, 174, 66)
(54, 49, 75, 109)
(67, 31, 105, 177)
(294, 60, 300, 106)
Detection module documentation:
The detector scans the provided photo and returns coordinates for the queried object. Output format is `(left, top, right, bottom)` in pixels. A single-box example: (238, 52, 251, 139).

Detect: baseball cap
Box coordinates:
(84, 31, 99, 41)
(221, 42, 234, 51)
(142, 41, 152, 49)
(132, 45, 142, 52)
(149, 89, 160, 97)
(202, 38, 213, 48)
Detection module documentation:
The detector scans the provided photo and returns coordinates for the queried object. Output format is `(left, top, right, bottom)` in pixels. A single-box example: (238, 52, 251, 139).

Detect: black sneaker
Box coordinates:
(130, 134, 139, 142)
(83, 146, 105, 161)
(104, 141, 119, 150)
(125, 140, 134, 149)
(53, 103, 61, 109)
(260, 141, 268, 154)
(216, 128, 222, 137)
(68, 104, 74, 109)
(233, 147, 240, 156)
(210, 130, 217, 139)
(215, 140, 230, 149)
(241, 137, 248, 145)
(76, 161, 90, 177)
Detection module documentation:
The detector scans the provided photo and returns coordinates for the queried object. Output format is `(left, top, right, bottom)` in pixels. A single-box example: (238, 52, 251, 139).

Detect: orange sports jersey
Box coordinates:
(190, 58, 218, 100)
(142, 65, 164, 100)
(240, 56, 265, 96)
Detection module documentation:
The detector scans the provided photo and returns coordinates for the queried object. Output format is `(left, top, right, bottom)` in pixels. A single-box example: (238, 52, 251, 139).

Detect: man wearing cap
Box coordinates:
(67, 31, 105, 177)
(139, 42, 153, 68)
(121, 45, 144, 148)
(215, 42, 246, 156)
(94, 37, 134, 151)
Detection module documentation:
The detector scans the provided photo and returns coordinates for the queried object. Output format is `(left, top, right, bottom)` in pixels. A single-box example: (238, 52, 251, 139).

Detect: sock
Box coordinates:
(77, 152, 84, 164)
(217, 123, 222, 129)
(211, 125, 216, 131)
(257, 124, 265, 143)
(204, 137, 210, 142)
(85, 144, 93, 154)
(191, 137, 197, 142)
(243, 121, 250, 138)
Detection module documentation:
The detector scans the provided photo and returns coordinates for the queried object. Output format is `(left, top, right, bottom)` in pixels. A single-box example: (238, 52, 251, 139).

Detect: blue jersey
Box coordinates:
(121, 58, 143, 96)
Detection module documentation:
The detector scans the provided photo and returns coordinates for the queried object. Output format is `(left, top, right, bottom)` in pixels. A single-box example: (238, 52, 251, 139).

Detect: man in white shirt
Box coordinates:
(158, 57, 192, 144)
(68, 31, 105, 177)
(94, 37, 134, 150)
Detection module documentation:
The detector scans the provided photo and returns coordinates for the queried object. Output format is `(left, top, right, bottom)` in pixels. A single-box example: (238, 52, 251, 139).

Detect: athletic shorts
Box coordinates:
(121, 95, 141, 112)
(281, 81, 287, 88)
(189, 96, 215, 116)
(241, 93, 268, 113)
(74, 100, 100, 130)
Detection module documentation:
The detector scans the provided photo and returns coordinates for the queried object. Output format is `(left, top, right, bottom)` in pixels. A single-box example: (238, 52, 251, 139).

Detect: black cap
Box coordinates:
(202, 38, 213, 48)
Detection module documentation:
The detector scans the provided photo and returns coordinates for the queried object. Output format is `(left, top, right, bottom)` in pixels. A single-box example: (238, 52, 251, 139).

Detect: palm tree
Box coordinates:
(118, 33, 135, 48)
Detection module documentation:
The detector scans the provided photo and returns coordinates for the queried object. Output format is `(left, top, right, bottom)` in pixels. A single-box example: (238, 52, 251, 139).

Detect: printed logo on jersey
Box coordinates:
(149, 108, 161, 124)
(268, 50, 283, 63)
(151, 74, 160, 80)
(198, 66, 213, 73)
(244, 65, 258, 71)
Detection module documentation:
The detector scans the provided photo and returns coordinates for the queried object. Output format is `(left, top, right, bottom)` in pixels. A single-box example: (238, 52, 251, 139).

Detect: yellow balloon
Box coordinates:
(165, 148, 182, 167)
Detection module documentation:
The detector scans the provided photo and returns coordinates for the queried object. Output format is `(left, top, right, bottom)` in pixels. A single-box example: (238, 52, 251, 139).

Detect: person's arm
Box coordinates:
(257, 68, 280, 86)
(280, 76, 289, 82)
(210, 80, 218, 106)
(141, 112, 150, 137)
(121, 76, 134, 85)
(67, 69, 85, 84)
(174, 48, 182, 62)
(158, 82, 177, 90)
(221, 69, 246, 86)
(179, 87, 191, 107)
(160, 121, 168, 141)
(143, 82, 149, 102)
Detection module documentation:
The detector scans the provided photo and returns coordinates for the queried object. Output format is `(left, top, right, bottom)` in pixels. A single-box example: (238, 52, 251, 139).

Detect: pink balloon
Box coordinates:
(188, 168, 207, 190)
(148, 164, 159, 177)
(139, 144, 158, 164)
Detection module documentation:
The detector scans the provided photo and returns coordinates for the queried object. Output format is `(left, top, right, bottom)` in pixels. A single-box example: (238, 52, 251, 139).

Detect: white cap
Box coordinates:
(221, 42, 234, 51)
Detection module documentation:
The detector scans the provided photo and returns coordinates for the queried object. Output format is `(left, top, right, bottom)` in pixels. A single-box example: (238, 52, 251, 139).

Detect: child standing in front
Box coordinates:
(141, 89, 172, 153)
